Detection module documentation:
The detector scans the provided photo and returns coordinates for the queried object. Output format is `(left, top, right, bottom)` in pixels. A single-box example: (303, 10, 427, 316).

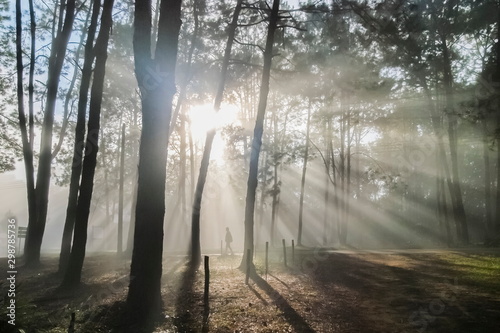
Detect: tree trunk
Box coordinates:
(125, 107, 139, 258)
(24, 0, 77, 267)
(126, 0, 182, 325)
(270, 109, 281, 247)
(322, 118, 332, 245)
(240, 0, 280, 270)
(61, 0, 114, 287)
(190, 0, 243, 265)
(437, 160, 452, 246)
(52, 14, 90, 159)
(441, 35, 469, 244)
(27, 0, 35, 147)
(58, 0, 100, 274)
(118, 124, 126, 254)
(297, 100, 311, 246)
(179, 111, 187, 234)
(420, 73, 458, 245)
(16, 0, 36, 260)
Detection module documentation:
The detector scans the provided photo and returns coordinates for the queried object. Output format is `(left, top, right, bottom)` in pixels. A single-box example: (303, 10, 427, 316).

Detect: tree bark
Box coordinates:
(118, 124, 126, 254)
(271, 111, 279, 247)
(16, 0, 36, 260)
(125, 108, 140, 257)
(27, 0, 35, 148)
(322, 117, 332, 245)
(24, 0, 77, 266)
(190, 0, 243, 265)
(61, 0, 114, 287)
(240, 0, 280, 270)
(126, 0, 182, 325)
(58, 0, 100, 274)
(297, 100, 311, 246)
(441, 35, 469, 244)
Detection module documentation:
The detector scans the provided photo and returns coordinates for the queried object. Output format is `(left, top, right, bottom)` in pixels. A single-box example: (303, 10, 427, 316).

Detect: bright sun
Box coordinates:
(186, 103, 239, 163)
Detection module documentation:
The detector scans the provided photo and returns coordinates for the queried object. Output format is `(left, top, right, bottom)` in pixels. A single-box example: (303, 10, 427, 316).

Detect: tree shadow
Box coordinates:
(249, 270, 316, 333)
(173, 259, 210, 332)
(268, 273, 290, 288)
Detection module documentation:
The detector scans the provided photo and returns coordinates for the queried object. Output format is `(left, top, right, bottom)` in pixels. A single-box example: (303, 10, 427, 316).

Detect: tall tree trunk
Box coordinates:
(420, 74, 458, 245)
(52, 6, 92, 160)
(118, 124, 126, 254)
(190, 0, 243, 265)
(179, 112, 187, 233)
(101, 135, 112, 223)
(58, 0, 100, 274)
(24, 0, 77, 266)
(297, 100, 311, 246)
(339, 102, 346, 245)
(330, 132, 339, 245)
(437, 159, 452, 246)
(27, 0, 35, 148)
(125, 106, 139, 258)
(240, 0, 280, 270)
(441, 35, 469, 244)
(16, 0, 36, 259)
(61, 0, 114, 287)
(322, 117, 332, 246)
(270, 110, 279, 247)
(127, 0, 182, 325)
(346, 111, 352, 243)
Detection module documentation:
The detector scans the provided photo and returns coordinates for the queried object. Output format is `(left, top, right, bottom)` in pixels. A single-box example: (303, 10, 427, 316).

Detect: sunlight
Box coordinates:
(187, 103, 239, 163)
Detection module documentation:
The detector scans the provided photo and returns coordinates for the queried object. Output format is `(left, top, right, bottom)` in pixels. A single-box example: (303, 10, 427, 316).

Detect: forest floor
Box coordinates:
(1, 248, 500, 333)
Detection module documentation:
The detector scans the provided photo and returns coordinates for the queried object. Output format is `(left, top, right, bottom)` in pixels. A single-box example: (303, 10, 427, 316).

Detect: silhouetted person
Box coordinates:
(225, 227, 234, 255)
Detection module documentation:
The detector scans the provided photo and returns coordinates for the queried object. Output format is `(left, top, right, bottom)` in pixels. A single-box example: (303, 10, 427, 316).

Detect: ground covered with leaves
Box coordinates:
(1, 248, 499, 332)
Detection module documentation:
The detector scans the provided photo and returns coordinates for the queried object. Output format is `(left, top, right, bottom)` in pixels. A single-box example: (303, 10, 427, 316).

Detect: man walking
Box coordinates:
(225, 227, 234, 255)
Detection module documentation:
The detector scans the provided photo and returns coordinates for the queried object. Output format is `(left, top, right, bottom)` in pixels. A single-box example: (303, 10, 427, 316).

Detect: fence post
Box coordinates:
(204, 256, 210, 305)
(245, 249, 251, 284)
(292, 239, 295, 265)
(265, 241, 269, 279)
(282, 239, 287, 267)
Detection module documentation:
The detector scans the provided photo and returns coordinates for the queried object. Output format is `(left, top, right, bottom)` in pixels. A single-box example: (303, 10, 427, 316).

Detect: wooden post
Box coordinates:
(282, 239, 287, 267)
(265, 241, 269, 279)
(291, 239, 295, 265)
(204, 256, 209, 305)
(245, 249, 251, 284)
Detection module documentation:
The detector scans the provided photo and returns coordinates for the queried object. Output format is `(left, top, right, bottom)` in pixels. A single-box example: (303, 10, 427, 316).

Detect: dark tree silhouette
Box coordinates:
(58, 0, 100, 274)
(191, 0, 243, 266)
(240, 0, 280, 271)
(297, 101, 311, 246)
(24, 0, 77, 266)
(61, 0, 115, 287)
(126, 0, 182, 326)
(15, 0, 36, 250)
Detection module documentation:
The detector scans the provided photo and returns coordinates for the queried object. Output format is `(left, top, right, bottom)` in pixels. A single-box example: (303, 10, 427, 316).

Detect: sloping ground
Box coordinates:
(0, 249, 499, 332)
